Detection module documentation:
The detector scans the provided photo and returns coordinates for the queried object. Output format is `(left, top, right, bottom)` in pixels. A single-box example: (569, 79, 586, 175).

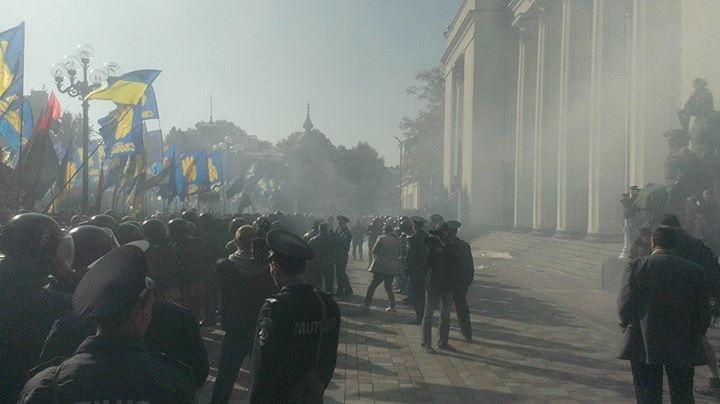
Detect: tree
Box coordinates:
(399, 66, 446, 211)
(52, 112, 82, 148)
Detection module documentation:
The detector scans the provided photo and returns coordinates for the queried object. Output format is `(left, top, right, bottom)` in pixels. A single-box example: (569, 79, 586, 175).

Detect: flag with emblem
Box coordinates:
(0, 23, 25, 154)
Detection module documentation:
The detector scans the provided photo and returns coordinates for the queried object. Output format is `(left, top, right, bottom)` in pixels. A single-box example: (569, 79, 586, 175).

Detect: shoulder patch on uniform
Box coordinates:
(257, 317, 272, 346)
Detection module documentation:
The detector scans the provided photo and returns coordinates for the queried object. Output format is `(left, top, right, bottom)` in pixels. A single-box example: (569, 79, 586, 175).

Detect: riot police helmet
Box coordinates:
(69, 225, 119, 273)
(116, 222, 145, 245)
(0, 213, 64, 261)
(89, 214, 118, 232)
(142, 219, 170, 243)
(168, 218, 193, 241)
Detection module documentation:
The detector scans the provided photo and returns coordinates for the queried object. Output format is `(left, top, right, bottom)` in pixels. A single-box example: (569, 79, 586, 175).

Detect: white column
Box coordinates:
(531, 6, 548, 234)
(442, 68, 455, 190)
(513, 28, 531, 231)
(586, 0, 626, 241)
(556, 0, 572, 235)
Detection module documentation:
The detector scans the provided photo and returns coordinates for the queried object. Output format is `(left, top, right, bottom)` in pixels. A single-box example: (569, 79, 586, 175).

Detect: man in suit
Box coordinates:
(618, 226, 712, 403)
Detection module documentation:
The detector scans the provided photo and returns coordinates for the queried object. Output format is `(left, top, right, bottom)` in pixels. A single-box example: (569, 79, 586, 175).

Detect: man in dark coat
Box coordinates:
(0, 213, 72, 402)
(250, 230, 340, 403)
(421, 222, 456, 353)
(405, 216, 429, 324)
(617, 226, 711, 403)
(658, 214, 720, 398)
(211, 225, 277, 404)
(446, 220, 475, 342)
(351, 219, 365, 260)
(333, 215, 353, 297)
(307, 223, 336, 294)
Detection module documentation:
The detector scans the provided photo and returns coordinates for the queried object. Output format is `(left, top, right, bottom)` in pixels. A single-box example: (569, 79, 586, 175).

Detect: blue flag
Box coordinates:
(208, 150, 224, 188)
(0, 23, 26, 152)
(177, 150, 209, 197)
(98, 103, 143, 158)
(140, 84, 159, 120)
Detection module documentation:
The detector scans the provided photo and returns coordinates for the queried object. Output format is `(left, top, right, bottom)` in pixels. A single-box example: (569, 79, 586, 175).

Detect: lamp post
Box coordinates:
(50, 44, 120, 213)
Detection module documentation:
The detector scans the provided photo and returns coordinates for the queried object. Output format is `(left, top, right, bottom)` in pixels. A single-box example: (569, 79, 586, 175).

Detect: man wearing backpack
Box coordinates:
(250, 229, 341, 403)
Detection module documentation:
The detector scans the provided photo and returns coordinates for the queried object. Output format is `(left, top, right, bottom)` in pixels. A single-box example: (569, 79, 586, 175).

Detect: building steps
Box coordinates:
(472, 231, 623, 288)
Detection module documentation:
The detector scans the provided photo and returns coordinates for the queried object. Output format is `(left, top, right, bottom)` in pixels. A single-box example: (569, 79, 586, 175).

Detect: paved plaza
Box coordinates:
(199, 244, 720, 403)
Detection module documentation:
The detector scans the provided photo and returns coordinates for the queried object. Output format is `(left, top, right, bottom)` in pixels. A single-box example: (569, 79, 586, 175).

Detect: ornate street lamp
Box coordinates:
(50, 44, 120, 213)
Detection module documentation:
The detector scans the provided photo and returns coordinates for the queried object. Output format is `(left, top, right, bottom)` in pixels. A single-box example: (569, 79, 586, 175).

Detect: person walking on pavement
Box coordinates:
(445, 220, 475, 342)
(334, 215, 353, 297)
(307, 223, 336, 294)
(250, 229, 340, 403)
(405, 216, 430, 324)
(364, 224, 402, 313)
(422, 222, 457, 353)
(618, 226, 711, 404)
(211, 225, 278, 404)
(351, 219, 365, 260)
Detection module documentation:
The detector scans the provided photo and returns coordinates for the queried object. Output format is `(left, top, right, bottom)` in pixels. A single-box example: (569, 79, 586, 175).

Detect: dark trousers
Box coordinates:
(364, 273, 395, 308)
(335, 253, 352, 294)
(407, 272, 426, 320)
(352, 239, 364, 260)
(308, 265, 334, 294)
(204, 275, 218, 322)
(422, 288, 453, 347)
(630, 361, 695, 404)
(453, 285, 471, 340)
(211, 329, 254, 404)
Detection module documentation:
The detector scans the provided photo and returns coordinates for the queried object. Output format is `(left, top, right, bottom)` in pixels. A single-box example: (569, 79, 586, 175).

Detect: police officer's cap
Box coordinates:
(337, 215, 350, 224)
(266, 229, 314, 260)
(446, 220, 462, 230)
(430, 214, 445, 224)
(411, 216, 426, 224)
(73, 240, 153, 319)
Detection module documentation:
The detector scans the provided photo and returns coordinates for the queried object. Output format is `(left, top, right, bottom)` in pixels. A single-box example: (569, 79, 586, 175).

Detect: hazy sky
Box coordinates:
(2, 0, 462, 165)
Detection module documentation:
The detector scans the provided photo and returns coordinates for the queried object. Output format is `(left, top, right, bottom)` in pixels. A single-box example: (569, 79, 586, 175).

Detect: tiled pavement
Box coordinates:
(198, 247, 720, 403)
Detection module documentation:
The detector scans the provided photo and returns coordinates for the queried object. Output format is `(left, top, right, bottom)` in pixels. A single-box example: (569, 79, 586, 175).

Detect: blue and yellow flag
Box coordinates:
(103, 156, 128, 191)
(0, 98, 30, 152)
(98, 103, 143, 158)
(0, 23, 26, 151)
(208, 150, 224, 188)
(140, 84, 159, 120)
(86, 69, 161, 105)
(177, 150, 209, 197)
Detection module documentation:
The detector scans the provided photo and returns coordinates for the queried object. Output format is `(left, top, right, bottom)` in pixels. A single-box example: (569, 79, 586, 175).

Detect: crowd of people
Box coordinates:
(0, 208, 475, 403)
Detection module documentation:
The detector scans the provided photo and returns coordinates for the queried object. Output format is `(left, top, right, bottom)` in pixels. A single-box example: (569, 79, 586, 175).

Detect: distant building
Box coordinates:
(443, 0, 719, 238)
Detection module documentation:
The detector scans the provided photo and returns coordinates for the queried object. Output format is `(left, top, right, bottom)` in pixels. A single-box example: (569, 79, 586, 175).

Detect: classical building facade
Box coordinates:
(443, 0, 720, 239)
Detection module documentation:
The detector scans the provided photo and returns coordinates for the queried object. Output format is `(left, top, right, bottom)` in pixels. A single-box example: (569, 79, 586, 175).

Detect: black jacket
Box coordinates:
(250, 284, 340, 403)
(617, 251, 711, 366)
(405, 229, 429, 277)
(0, 258, 71, 403)
(215, 253, 277, 335)
(19, 335, 195, 403)
(446, 237, 475, 289)
(39, 299, 208, 389)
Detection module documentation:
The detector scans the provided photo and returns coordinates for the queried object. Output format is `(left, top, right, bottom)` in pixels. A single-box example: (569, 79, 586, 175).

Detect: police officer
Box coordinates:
(334, 215, 353, 297)
(143, 219, 182, 301)
(0, 213, 72, 402)
(405, 216, 430, 325)
(446, 220, 475, 342)
(250, 230, 340, 403)
(49, 225, 118, 294)
(18, 241, 196, 403)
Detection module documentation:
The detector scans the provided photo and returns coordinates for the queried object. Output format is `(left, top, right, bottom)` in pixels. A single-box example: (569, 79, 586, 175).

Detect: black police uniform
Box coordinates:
(39, 298, 210, 389)
(249, 230, 341, 403)
(19, 242, 196, 403)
